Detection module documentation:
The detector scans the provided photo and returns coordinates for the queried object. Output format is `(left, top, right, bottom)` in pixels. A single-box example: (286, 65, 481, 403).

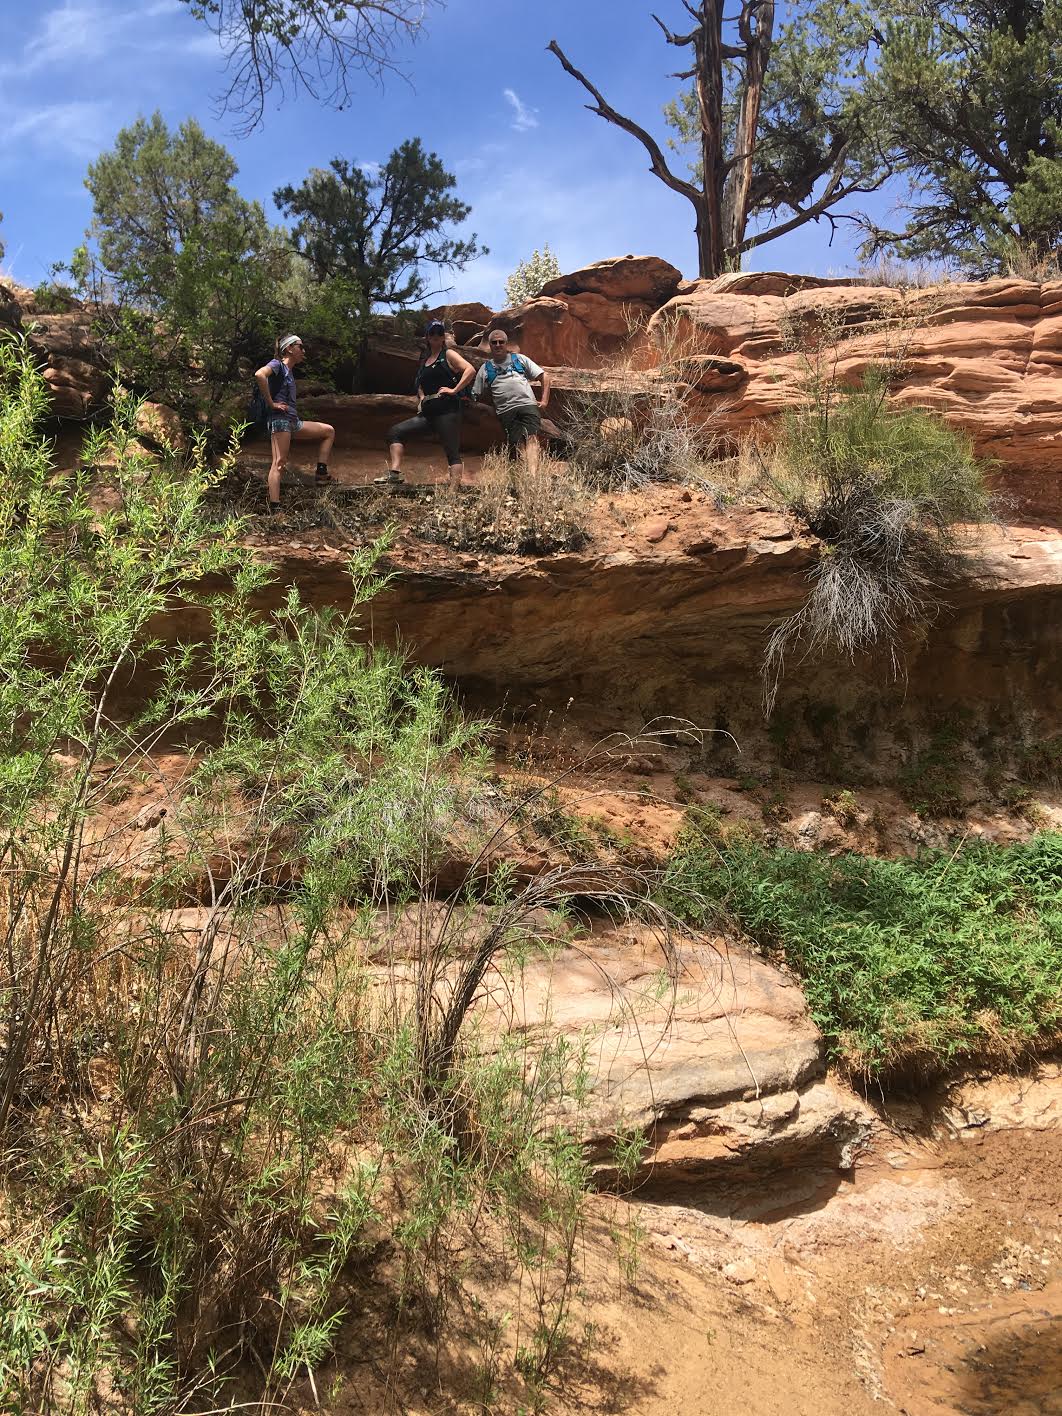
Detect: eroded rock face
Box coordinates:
(651, 274, 1062, 516)
(486, 255, 683, 369)
(540, 255, 683, 305)
(248, 504, 1062, 782)
(300, 390, 504, 452)
(425, 300, 494, 345)
(470, 922, 873, 1184)
(1, 285, 110, 418)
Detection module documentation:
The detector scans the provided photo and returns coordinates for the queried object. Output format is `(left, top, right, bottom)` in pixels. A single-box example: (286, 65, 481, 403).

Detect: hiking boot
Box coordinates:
(374, 471, 403, 486)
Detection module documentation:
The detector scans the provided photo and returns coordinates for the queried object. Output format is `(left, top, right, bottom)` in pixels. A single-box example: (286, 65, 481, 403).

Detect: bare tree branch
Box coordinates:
(740, 157, 889, 253)
(546, 39, 702, 205)
(180, 0, 437, 134)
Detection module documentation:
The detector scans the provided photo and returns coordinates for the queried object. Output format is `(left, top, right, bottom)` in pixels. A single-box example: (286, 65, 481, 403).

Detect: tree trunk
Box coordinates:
(696, 1, 726, 277)
(722, 0, 775, 256)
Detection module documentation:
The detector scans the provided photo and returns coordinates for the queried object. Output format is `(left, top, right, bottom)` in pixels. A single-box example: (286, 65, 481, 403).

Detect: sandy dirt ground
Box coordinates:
(295, 1076, 1061, 1415)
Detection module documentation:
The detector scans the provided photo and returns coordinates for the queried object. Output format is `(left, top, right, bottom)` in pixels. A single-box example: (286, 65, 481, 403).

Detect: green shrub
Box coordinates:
(663, 831, 1062, 1079)
(762, 368, 992, 710)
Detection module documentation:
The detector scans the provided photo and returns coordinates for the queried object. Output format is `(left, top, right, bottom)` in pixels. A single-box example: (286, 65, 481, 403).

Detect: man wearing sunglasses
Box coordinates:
(471, 329, 551, 474)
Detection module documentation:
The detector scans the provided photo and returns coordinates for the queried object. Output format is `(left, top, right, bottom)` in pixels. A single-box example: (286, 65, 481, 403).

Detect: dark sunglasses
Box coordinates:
(488, 338, 507, 346)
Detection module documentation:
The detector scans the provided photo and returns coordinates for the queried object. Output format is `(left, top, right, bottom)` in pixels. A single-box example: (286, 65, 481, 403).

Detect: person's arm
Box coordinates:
(255, 361, 288, 414)
(441, 349, 476, 396)
(470, 365, 487, 403)
(537, 368, 552, 410)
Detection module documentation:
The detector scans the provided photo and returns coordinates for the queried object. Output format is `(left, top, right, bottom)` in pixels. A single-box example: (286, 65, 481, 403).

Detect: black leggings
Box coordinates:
(387, 403, 463, 466)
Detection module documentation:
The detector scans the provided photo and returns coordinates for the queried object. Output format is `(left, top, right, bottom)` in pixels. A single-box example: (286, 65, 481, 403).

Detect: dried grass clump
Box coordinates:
(759, 368, 993, 711)
(853, 254, 956, 289)
(559, 313, 718, 491)
(428, 450, 590, 554)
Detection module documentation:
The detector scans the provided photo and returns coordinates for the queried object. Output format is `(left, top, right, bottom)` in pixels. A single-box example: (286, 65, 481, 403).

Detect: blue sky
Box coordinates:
(0, 0, 910, 306)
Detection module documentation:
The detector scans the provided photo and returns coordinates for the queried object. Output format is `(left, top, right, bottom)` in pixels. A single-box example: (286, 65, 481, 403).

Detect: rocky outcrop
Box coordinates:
(424, 300, 494, 345)
(541, 255, 684, 306)
(471, 922, 874, 1185)
(0, 284, 109, 418)
(485, 255, 683, 368)
(300, 390, 505, 452)
(651, 273, 1062, 516)
(362, 331, 487, 395)
(244, 498, 1062, 781)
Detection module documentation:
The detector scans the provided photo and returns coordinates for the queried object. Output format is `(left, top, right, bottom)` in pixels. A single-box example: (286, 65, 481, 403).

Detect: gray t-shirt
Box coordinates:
(472, 353, 544, 414)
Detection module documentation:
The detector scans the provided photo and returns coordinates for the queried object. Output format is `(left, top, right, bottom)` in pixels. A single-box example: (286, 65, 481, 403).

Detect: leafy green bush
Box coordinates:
(663, 826, 1062, 1079)
(762, 367, 992, 710)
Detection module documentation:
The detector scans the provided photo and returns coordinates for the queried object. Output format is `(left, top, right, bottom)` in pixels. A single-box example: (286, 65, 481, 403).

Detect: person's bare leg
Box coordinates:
(523, 432, 541, 475)
(293, 420, 335, 481)
(388, 441, 404, 474)
(268, 429, 291, 505)
(448, 459, 465, 488)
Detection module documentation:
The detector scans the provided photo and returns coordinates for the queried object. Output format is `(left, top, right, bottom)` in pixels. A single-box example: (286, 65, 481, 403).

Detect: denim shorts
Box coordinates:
(267, 415, 303, 435)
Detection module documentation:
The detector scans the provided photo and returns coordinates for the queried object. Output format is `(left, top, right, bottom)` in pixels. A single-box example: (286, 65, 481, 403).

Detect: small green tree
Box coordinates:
(274, 140, 484, 311)
(82, 112, 291, 414)
(864, 0, 1062, 272)
(504, 246, 562, 306)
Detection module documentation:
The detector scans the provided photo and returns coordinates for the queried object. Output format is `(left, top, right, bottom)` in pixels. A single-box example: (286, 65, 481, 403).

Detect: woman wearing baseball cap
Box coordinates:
(254, 334, 336, 513)
(376, 320, 476, 488)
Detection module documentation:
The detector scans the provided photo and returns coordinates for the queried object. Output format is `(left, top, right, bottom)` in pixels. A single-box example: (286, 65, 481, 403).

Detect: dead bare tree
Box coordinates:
(549, 0, 889, 279)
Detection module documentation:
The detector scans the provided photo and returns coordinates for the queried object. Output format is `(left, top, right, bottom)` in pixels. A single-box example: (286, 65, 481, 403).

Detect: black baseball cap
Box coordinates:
(425, 319, 446, 335)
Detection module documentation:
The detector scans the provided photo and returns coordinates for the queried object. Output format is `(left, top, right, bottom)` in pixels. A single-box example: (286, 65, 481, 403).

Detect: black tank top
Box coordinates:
(417, 349, 460, 399)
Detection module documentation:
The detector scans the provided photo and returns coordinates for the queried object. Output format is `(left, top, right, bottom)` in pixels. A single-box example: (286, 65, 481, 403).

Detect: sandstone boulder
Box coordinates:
(362, 332, 486, 395)
(540, 254, 683, 306)
(300, 391, 503, 453)
(466, 922, 874, 1184)
(486, 291, 659, 369)
(29, 311, 101, 364)
(481, 257, 681, 369)
(0, 281, 22, 333)
(425, 300, 494, 345)
(42, 356, 108, 418)
(135, 401, 187, 451)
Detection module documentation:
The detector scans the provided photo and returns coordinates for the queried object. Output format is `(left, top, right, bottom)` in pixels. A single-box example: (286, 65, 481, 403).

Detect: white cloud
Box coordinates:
(9, 0, 220, 78)
(2, 100, 112, 161)
(20, 3, 110, 74)
(503, 88, 539, 132)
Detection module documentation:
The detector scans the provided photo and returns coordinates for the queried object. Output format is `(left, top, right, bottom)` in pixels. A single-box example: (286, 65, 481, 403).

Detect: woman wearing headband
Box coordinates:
(255, 334, 336, 514)
(376, 320, 476, 488)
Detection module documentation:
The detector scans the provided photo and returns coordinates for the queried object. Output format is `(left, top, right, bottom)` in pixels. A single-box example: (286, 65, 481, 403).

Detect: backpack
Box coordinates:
(484, 353, 531, 385)
(246, 363, 287, 436)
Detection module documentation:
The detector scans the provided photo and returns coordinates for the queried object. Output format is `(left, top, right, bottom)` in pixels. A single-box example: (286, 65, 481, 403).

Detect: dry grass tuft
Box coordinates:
(558, 312, 719, 491)
(427, 450, 591, 554)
